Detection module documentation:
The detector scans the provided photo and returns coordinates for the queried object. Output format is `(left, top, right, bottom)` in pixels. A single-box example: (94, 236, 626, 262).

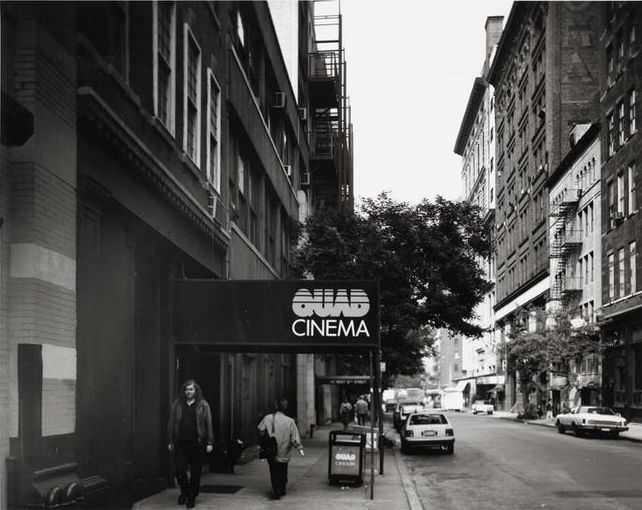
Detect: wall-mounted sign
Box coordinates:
(174, 280, 379, 353)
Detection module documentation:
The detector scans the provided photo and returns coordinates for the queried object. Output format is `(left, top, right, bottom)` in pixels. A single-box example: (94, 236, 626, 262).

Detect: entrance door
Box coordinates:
(176, 352, 222, 436)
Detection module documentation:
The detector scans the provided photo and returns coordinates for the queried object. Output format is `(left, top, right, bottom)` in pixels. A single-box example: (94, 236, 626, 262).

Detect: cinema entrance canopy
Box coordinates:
(175, 280, 379, 354)
(174, 279, 383, 498)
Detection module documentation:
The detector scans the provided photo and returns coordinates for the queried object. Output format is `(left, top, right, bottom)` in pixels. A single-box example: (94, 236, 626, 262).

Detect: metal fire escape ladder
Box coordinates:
(548, 188, 582, 300)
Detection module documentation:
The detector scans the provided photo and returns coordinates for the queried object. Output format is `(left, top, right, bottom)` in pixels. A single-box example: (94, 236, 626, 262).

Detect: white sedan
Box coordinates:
(556, 406, 629, 437)
(400, 412, 455, 454)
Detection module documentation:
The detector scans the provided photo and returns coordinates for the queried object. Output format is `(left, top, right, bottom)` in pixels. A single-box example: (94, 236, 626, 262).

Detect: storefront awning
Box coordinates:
(446, 380, 470, 392)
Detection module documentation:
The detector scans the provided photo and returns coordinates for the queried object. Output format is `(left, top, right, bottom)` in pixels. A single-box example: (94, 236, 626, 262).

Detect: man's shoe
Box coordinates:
(186, 496, 195, 508)
(178, 494, 186, 505)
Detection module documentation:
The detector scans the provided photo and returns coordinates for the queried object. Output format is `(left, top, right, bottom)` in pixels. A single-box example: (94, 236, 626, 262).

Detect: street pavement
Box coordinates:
(491, 410, 642, 443)
(133, 413, 642, 510)
(392, 412, 642, 510)
(132, 423, 413, 510)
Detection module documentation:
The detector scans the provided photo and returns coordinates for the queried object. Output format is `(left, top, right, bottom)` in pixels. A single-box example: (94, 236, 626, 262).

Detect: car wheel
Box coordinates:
(445, 443, 454, 455)
(400, 441, 409, 454)
(488, 411, 493, 415)
(557, 421, 565, 434)
(572, 423, 583, 437)
(609, 431, 619, 438)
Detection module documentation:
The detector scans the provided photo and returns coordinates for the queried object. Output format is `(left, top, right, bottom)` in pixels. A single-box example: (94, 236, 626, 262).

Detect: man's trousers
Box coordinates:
(175, 442, 205, 497)
(268, 459, 289, 497)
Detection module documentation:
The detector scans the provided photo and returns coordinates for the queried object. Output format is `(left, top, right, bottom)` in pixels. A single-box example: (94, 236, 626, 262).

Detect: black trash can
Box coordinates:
(328, 430, 366, 487)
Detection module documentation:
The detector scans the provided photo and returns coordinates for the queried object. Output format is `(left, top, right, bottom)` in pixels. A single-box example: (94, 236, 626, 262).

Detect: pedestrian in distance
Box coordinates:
(545, 399, 553, 421)
(257, 397, 304, 500)
(355, 395, 369, 426)
(339, 397, 353, 429)
(167, 380, 214, 509)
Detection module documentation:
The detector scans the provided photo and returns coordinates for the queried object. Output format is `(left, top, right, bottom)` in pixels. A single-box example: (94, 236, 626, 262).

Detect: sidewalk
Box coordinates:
(132, 424, 420, 510)
(491, 410, 642, 443)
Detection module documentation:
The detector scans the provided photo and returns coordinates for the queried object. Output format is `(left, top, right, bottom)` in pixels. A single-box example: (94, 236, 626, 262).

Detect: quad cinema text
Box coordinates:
(290, 288, 371, 338)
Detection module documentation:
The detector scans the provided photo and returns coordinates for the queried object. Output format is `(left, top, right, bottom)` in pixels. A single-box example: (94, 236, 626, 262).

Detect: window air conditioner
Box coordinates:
(301, 172, 311, 186)
(298, 107, 307, 121)
(283, 164, 293, 177)
(272, 92, 287, 108)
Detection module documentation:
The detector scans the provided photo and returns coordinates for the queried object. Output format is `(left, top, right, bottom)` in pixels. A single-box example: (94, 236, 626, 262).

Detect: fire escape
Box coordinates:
(548, 188, 583, 302)
(307, 1, 354, 211)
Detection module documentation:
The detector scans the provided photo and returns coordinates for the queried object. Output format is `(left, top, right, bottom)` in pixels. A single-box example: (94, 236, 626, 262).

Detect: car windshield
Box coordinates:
(409, 414, 448, 425)
(401, 402, 422, 407)
(585, 407, 616, 415)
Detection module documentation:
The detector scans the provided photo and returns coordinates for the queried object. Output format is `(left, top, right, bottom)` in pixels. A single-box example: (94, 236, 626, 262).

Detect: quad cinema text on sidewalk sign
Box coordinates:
(174, 280, 379, 353)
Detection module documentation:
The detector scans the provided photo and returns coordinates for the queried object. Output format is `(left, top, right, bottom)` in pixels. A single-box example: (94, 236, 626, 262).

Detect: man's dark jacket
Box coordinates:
(167, 399, 214, 445)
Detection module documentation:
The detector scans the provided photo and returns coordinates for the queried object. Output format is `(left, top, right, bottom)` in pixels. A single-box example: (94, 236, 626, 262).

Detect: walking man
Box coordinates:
(339, 397, 353, 429)
(545, 399, 553, 422)
(355, 395, 369, 426)
(257, 397, 304, 500)
(168, 380, 214, 508)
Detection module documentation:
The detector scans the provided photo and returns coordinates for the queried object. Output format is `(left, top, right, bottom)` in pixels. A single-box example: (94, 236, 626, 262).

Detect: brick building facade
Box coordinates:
(487, 2, 602, 409)
(1, 2, 353, 507)
(599, 2, 642, 420)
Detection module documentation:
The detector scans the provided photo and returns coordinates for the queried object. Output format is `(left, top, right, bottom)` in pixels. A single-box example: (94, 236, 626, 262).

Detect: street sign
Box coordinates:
(316, 375, 371, 385)
(174, 279, 379, 352)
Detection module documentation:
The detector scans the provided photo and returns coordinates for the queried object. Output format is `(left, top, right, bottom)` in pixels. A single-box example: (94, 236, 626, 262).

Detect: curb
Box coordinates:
(391, 446, 424, 510)
(499, 416, 642, 444)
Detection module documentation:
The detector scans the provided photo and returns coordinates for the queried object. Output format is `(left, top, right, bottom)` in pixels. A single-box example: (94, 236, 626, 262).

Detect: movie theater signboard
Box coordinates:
(174, 280, 379, 352)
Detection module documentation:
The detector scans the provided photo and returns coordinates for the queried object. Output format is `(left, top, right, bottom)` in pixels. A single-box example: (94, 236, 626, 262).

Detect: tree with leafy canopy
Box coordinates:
(506, 308, 604, 410)
(294, 193, 492, 382)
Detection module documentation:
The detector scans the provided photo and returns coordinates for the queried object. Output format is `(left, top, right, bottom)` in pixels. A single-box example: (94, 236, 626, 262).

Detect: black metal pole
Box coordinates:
(369, 350, 375, 500)
(375, 349, 384, 475)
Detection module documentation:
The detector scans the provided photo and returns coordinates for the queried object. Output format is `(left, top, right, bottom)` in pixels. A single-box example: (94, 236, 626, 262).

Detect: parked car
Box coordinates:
(393, 401, 424, 431)
(471, 400, 494, 415)
(400, 412, 455, 454)
(556, 406, 629, 437)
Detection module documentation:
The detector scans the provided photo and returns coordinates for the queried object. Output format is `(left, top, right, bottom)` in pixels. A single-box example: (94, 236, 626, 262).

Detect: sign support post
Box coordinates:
(369, 350, 375, 500)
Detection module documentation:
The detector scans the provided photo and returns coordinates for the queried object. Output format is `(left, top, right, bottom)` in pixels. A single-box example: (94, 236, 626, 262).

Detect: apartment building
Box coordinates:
(487, 2, 602, 409)
(598, 3, 642, 420)
(454, 16, 504, 406)
(547, 123, 602, 408)
(0, 1, 354, 506)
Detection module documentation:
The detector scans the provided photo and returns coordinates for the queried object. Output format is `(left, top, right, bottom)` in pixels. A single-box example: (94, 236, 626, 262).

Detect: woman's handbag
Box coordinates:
(259, 413, 278, 460)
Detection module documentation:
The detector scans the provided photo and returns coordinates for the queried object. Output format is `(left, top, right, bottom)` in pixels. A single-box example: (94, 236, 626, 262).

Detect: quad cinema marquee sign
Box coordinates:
(174, 280, 379, 352)
(291, 287, 371, 338)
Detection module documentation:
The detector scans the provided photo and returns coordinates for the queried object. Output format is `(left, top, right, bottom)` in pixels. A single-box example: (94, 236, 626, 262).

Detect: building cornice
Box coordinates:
(454, 77, 487, 155)
(487, 2, 531, 87)
(546, 123, 600, 189)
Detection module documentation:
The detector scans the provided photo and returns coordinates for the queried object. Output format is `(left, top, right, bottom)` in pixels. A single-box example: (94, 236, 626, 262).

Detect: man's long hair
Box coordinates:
(179, 379, 203, 402)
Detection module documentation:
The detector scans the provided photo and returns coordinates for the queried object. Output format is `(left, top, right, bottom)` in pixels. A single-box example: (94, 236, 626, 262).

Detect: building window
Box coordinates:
(618, 173, 625, 214)
(589, 203, 594, 232)
(630, 89, 637, 136)
(608, 180, 616, 226)
(236, 9, 245, 47)
(607, 113, 615, 156)
(631, 22, 637, 56)
(183, 25, 201, 166)
(629, 162, 637, 213)
(618, 101, 625, 146)
(590, 252, 595, 283)
(618, 29, 625, 73)
(206, 70, 221, 191)
(608, 252, 615, 300)
(607, 43, 614, 83)
(618, 248, 626, 298)
(631, 241, 637, 294)
(154, 1, 176, 134)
